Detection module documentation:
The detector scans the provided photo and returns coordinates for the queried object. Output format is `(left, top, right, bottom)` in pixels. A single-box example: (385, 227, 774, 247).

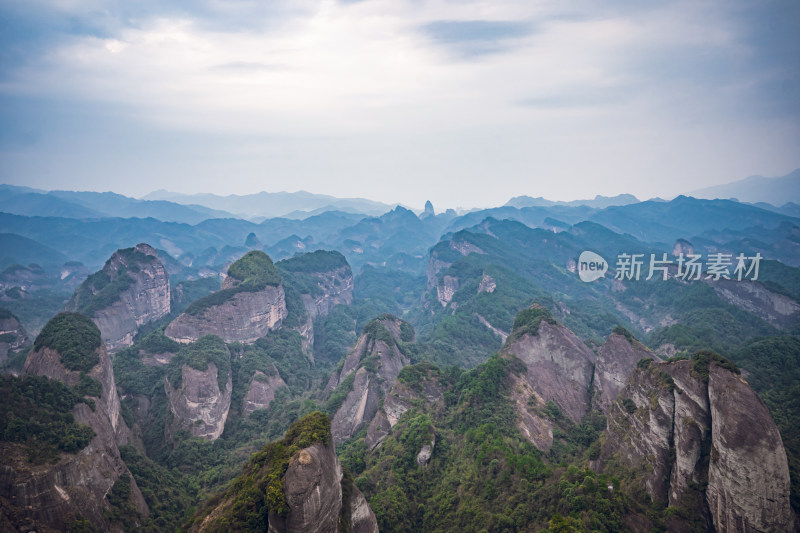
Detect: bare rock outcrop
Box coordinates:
(706, 278, 800, 330)
(189, 412, 378, 533)
(166, 285, 287, 344)
(600, 355, 793, 533)
(67, 243, 170, 352)
(330, 315, 411, 444)
(166, 251, 287, 344)
(242, 369, 288, 417)
(166, 358, 233, 441)
(277, 251, 353, 352)
(365, 364, 444, 450)
(0, 308, 29, 364)
(437, 275, 459, 306)
(2, 313, 148, 531)
(593, 329, 660, 412)
(502, 309, 595, 423)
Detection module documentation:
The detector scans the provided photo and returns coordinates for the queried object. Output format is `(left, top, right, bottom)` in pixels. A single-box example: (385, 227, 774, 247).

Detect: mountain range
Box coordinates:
(0, 174, 799, 532)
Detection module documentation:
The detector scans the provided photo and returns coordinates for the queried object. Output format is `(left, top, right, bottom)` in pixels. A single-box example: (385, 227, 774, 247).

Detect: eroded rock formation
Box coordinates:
(1, 314, 148, 531)
(67, 243, 170, 352)
(600, 357, 793, 533)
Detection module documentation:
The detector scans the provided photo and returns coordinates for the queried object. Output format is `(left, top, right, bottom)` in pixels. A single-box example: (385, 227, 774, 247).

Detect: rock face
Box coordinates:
(0, 308, 29, 364)
(672, 238, 694, 257)
(189, 413, 378, 533)
(67, 243, 170, 352)
(501, 308, 660, 452)
(503, 319, 595, 423)
(601, 358, 793, 533)
(437, 275, 459, 306)
(166, 284, 287, 344)
(293, 260, 354, 352)
(593, 331, 659, 412)
(299, 265, 354, 320)
(707, 278, 800, 330)
(166, 250, 288, 344)
(242, 369, 287, 417)
(330, 315, 410, 444)
(2, 315, 148, 531)
(365, 365, 445, 450)
(166, 360, 233, 441)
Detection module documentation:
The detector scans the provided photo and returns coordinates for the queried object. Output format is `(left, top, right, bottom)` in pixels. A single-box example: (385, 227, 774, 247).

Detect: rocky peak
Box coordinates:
(165, 251, 287, 344)
(599, 353, 793, 532)
(244, 232, 262, 249)
(593, 327, 660, 413)
(4, 313, 148, 531)
(502, 305, 596, 423)
(242, 367, 287, 417)
(188, 412, 378, 533)
(0, 307, 29, 364)
(330, 315, 412, 444)
(421, 200, 435, 219)
(66, 243, 170, 352)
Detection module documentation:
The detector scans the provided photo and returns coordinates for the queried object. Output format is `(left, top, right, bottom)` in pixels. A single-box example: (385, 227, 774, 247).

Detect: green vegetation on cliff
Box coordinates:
(187, 412, 331, 531)
(184, 251, 281, 316)
(0, 374, 95, 464)
(34, 312, 101, 372)
(70, 247, 153, 317)
(168, 335, 230, 390)
(278, 249, 349, 274)
(227, 250, 281, 287)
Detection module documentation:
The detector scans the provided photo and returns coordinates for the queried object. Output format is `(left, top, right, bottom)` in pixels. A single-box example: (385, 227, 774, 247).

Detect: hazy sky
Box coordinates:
(1, 0, 798, 210)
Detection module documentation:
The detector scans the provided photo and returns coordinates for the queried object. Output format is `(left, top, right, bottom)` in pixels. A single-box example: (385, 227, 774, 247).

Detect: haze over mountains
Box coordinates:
(1, 170, 799, 532)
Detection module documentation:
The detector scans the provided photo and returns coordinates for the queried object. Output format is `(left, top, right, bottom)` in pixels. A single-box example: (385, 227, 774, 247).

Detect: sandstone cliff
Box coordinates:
(0, 308, 29, 364)
(593, 329, 660, 412)
(164, 337, 233, 441)
(277, 251, 354, 353)
(242, 368, 288, 417)
(188, 412, 378, 533)
(501, 307, 661, 452)
(330, 315, 411, 445)
(1, 313, 148, 531)
(67, 243, 170, 352)
(166, 251, 287, 344)
(365, 363, 444, 451)
(600, 354, 793, 532)
(502, 306, 595, 424)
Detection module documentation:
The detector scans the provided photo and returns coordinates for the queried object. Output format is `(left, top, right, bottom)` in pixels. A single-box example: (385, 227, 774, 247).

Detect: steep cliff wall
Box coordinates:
(166, 355, 233, 441)
(330, 315, 411, 444)
(188, 412, 378, 533)
(67, 243, 170, 352)
(242, 368, 287, 417)
(502, 309, 595, 424)
(165, 284, 287, 344)
(601, 355, 793, 532)
(1, 313, 148, 531)
(166, 251, 287, 344)
(593, 330, 660, 413)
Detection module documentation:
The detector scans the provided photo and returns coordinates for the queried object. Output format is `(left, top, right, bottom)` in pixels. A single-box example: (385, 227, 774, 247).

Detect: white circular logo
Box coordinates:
(578, 251, 608, 282)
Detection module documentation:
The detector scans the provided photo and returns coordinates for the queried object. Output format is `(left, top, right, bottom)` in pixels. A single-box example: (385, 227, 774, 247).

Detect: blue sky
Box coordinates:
(1, 0, 798, 210)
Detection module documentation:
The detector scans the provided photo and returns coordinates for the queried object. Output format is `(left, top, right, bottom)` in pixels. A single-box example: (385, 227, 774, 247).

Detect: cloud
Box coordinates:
(0, 0, 798, 207)
(421, 20, 533, 56)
